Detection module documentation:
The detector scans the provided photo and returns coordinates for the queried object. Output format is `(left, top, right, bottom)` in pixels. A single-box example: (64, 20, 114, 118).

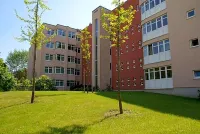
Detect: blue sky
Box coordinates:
(0, 0, 114, 60)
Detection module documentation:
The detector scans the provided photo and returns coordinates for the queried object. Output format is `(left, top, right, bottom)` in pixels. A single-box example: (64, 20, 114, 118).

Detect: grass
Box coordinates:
(0, 91, 200, 134)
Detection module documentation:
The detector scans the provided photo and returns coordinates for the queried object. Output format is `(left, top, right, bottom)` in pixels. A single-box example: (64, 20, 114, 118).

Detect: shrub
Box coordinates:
(15, 78, 31, 91)
(35, 75, 57, 91)
(0, 58, 16, 91)
(105, 84, 113, 92)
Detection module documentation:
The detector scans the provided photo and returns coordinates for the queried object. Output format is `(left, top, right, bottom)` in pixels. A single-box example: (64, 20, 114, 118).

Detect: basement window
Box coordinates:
(194, 71, 200, 79)
(187, 9, 195, 19)
(190, 38, 199, 47)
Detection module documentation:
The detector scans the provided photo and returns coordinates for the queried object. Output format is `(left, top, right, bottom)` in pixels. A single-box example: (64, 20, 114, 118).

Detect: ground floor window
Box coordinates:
(55, 80, 64, 87)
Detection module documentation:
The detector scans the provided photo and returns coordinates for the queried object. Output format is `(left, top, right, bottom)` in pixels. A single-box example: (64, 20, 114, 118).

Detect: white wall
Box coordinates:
(142, 1, 166, 21)
(143, 25, 168, 42)
(144, 50, 171, 65)
(145, 78, 173, 89)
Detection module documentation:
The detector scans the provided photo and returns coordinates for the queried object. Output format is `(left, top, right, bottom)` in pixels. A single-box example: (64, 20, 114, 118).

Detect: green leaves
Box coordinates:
(101, 0, 136, 47)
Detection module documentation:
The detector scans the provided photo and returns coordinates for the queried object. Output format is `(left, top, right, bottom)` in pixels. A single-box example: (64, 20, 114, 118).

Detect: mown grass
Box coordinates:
(0, 91, 200, 134)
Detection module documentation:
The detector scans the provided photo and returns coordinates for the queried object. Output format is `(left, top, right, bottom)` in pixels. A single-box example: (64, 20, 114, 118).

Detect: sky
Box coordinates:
(0, 0, 115, 60)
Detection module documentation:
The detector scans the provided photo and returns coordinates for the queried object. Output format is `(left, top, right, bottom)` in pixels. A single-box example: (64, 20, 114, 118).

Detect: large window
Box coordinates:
(45, 54, 53, 61)
(68, 56, 75, 63)
(141, 0, 165, 14)
(47, 29, 54, 35)
(56, 42, 65, 49)
(57, 29, 65, 36)
(67, 80, 75, 87)
(67, 68, 75, 75)
(142, 14, 168, 35)
(144, 39, 170, 57)
(45, 67, 53, 74)
(56, 54, 64, 61)
(55, 80, 64, 87)
(145, 66, 172, 80)
(46, 42, 54, 49)
(55, 67, 64, 74)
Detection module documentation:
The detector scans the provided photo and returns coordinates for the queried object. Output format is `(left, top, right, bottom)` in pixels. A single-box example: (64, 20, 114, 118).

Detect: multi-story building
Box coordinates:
(82, 23, 92, 86)
(28, 23, 82, 90)
(111, 0, 144, 90)
(91, 0, 144, 90)
(140, 0, 200, 98)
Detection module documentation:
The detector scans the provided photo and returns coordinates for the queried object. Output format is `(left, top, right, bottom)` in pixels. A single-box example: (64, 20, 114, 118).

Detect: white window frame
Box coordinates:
(45, 54, 53, 61)
(56, 54, 65, 62)
(55, 67, 65, 74)
(45, 67, 53, 74)
(55, 80, 64, 87)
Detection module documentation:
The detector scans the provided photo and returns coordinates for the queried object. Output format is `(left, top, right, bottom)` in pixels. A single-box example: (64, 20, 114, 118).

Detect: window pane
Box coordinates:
(67, 68, 70, 74)
(45, 67, 48, 73)
(167, 70, 172, 78)
(143, 24, 146, 35)
(150, 69, 154, 79)
(155, 0, 160, 5)
(151, 19, 157, 31)
(147, 22, 151, 32)
(144, 46, 148, 57)
(153, 42, 158, 54)
(159, 41, 164, 52)
(150, 0, 155, 9)
(155, 71, 160, 79)
(187, 10, 195, 18)
(148, 45, 153, 55)
(49, 67, 52, 73)
(145, 1, 149, 11)
(162, 15, 168, 26)
(50, 55, 53, 60)
(157, 17, 162, 28)
(165, 39, 170, 51)
(61, 68, 64, 74)
(161, 67, 166, 78)
(194, 71, 200, 78)
(141, 4, 145, 14)
(145, 73, 149, 80)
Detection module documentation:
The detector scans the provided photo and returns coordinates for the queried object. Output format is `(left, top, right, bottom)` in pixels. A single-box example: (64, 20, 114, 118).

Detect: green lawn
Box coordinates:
(0, 91, 200, 134)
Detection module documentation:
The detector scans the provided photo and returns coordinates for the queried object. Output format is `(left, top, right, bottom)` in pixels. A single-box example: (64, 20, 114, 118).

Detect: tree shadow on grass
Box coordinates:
(35, 94, 67, 98)
(38, 110, 120, 134)
(96, 91, 200, 121)
(0, 101, 29, 110)
(39, 125, 87, 134)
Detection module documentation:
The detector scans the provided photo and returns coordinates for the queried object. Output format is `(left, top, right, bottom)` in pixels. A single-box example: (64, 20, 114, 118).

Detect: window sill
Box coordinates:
(190, 45, 199, 48)
(187, 16, 195, 20)
(194, 78, 200, 80)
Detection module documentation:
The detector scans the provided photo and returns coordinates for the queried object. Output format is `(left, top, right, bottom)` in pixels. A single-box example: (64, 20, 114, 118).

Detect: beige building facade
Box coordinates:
(28, 23, 82, 90)
(140, 0, 200, 98)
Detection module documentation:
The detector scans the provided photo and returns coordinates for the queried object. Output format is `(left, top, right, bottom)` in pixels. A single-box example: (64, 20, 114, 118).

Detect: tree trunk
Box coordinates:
(31, 0, 39, 103)
(117, 0, 123, 114)
(84, 68, 86, 93)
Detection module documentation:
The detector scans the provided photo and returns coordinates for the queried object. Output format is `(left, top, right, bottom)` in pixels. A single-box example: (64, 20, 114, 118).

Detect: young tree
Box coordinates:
(101, 0, 136, 114)
(6, 49, 28, 73)
(80, 27, 92, 93)
(15, 0, 52, 103)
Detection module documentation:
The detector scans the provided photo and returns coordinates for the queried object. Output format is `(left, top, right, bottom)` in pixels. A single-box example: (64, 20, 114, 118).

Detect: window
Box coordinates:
(77, 48, 81, 53)
(155, 0, 160, 5)
(150, 0, 155, 9)
(56, 42, 65, 49)
(47, 29, 54, 35)
(190, 38, 199, 47)
(153, 42, 158, 54)
(150, 69, 154, 79)
(68, 31, 75, 38)
(194, 71, 200, 79)
(45, 54, 53, 61)
(67, 80, 75, 87)
(72, 32, 76, 38)
(55, 67, 64, 74)
(151, 19, 157, 31)
(46, 42, 54, 49)
(187, 9, 195, 18)
(161, 0, 165, 2)
(45, 67, 53, 74)
(68, 44, 75, 50)
(67, 68, 75, 75)
(147, 22, 151, 33)
(143, 24, 146, 35)
(155, 68, 160, 79)
(56, 54, 64, 61)
(55, 80, 64, 87)
(157, 17, 162, 28)
(164, 39, 170, 51)
(161, 67, 166, 78)
(159, 41, 164, 52)
(75, 69, 80, 76)
(68, 56, 75, 63)
(145, 69, 149, 80)
(57, 29, 65, 36)
(76, 35, 81, 41)
(143, 46, 148, 56)
(141, 3, 145, 14)
(167, 66, 172, 78)
(75, 58, 81, 64)
(145, 1, 149, 11)
(148, 44, 153, 55)
(162, 14, 168, 26)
